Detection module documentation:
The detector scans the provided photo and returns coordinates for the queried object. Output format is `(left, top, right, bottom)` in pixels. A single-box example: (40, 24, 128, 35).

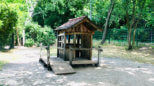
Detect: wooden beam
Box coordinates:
(65, 32, 92, 35)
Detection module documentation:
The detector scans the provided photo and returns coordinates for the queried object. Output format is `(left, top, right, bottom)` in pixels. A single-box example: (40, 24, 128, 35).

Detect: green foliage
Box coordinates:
(37, 26, 55, 46)
(33, 0, 88, 28)
(25, 22, 56, 47)
(0, 3, 18, 48)
(111, 26, 127, 40)
(0, 0, 152, 48)
(25, 22, 41, 42)
(24, 38, 35, 47)
(0, 20, 3, 28)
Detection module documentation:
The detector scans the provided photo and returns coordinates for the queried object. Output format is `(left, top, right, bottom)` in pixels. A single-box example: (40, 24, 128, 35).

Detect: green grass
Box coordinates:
(92, 39, 154, 64)
(47, 39, 154, 64)
(0, 61, 6, 70)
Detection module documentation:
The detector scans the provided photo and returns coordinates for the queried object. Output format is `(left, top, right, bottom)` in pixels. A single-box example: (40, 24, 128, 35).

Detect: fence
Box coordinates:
(93, 28, 154, 47)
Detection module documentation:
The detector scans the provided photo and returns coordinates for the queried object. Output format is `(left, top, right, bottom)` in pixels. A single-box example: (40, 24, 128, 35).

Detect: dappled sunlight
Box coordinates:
(0, 47, 154, 86)
(98, 44, 154, 64)
(148, 78, 154, 83)
(115, 67, 137, 76)
(45, 73, 57, 78)
(66, 81, 91, 86)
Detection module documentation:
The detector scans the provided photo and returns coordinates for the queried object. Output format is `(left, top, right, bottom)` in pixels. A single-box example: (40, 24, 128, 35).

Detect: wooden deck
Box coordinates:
(40, 57, 75, 75)
(67, 60, 97, 65)
(40, 56, 98, 75)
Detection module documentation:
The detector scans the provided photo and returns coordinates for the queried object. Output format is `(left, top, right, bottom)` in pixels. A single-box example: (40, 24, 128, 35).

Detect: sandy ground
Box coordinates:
(0, 47, 154, 86)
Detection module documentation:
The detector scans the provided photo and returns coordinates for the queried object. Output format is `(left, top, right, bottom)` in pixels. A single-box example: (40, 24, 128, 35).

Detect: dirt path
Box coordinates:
(0, 47, 154, 86)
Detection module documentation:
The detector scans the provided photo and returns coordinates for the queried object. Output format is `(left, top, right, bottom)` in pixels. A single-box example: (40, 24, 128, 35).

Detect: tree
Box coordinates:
(101, 0, 115, 44)
(33, 0, 88, 28)
(122, 0, 148, 49)
(0, 0, 29, 46)
(132, 0, 146, 47)
(0, 3, 18, 49)
(39, 26, 55, 65)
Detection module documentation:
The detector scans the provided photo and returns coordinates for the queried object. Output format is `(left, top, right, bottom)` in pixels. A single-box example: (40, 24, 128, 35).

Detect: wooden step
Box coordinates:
(40, 57, 76, 75)
(50, 62, 75, 75)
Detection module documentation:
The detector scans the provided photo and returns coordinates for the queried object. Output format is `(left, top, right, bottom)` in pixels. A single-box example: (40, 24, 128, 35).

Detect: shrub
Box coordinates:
(37, 26, 55, 46)
(24, 38, 35, 47)
(25, 22, 56, 46)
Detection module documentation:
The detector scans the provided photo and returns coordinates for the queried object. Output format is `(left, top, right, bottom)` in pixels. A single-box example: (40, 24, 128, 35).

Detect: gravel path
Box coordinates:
(0, 47, 154, 86)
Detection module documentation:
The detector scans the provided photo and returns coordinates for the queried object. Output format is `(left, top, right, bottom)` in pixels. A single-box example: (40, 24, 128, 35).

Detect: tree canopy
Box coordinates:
(0, 3, 18, 48)
(0, 0, 153, 49)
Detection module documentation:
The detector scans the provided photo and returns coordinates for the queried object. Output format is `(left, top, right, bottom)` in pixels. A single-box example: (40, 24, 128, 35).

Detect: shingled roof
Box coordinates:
(55, 16, 102, 31)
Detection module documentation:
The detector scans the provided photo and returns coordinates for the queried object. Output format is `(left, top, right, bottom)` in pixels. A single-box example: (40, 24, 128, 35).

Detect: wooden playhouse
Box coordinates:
(55, 16, 102, 65)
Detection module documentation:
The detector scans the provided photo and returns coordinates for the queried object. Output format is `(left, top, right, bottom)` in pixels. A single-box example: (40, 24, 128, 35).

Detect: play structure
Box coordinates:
(40, 16, 102, 75)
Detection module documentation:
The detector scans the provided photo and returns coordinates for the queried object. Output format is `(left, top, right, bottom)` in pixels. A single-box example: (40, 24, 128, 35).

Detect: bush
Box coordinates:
(24, 38, 35, 47)
(37, 26, 55, 46)
(25, 22, 56, 46)
(111, 26, 127, 40)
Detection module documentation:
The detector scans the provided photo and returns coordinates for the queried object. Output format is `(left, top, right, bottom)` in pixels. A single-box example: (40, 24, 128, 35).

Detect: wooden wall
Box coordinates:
(57, 23, 94, 60)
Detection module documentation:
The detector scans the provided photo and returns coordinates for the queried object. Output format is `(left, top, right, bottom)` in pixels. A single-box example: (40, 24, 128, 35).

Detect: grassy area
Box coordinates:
(0, 61, 6, 70)
(0, 49, 19, 70)
(30, 39, 154, 65)
(92, 39, 154, 64)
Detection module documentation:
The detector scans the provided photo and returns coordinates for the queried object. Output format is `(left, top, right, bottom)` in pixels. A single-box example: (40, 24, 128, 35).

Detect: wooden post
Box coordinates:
(46, 45, 50, 65)
(97, 46, 103, 66)
(57, 34, 59, 57)
(73, 34, 76, 46)
(90, 35, 93, 60)
(40, 43, 42, 58)
(97, 49, 100, 67)
(69, 48, 73, 65)
(64, 32, 66, 60)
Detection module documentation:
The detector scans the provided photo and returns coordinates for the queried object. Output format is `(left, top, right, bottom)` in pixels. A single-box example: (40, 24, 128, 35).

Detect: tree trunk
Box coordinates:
(127, 0, 136, 50)
(132, 0, 145, 47)
(10, 33, 14, 49)
(101, 0, 115, 44)
(46, 45, 50, 65)
(132, 20, 139, 47)
(16, 28, 21, 46)
(22, 30, 25, 46)
(132, 28, 136, 47)
(128, 29, 132, 50)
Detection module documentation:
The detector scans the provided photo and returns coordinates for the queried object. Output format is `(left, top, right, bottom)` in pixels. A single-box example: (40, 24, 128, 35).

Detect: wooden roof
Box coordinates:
(55, 16, 102, 32)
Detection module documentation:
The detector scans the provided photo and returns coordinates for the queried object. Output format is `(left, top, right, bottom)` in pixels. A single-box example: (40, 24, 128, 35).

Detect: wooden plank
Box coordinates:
(66, 60, 97, 65)
(50, 62, 75, 75)
(49, 57, 76, 75)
